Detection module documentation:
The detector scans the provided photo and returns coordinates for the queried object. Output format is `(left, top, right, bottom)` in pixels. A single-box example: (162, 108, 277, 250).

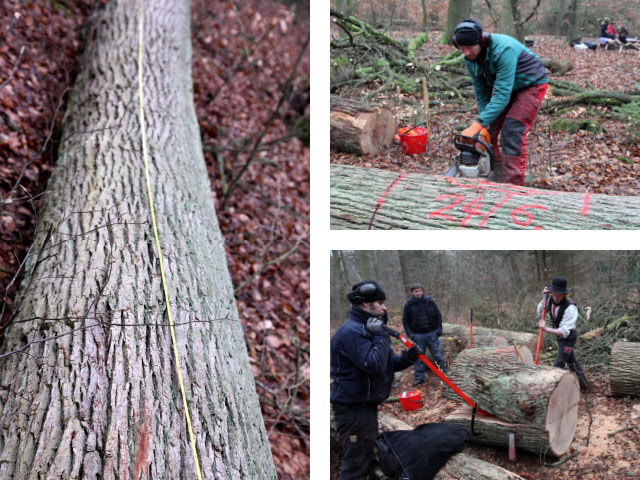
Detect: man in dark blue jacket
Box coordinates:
(331, 280, 421, 480)
(453, 19, 548, 186)
(402, 284, 447, 385)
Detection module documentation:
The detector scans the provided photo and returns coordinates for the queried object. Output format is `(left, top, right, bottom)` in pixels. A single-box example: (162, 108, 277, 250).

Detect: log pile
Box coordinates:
(609, 341, 640, 397)
(330, 164, 640, 230)
(443, 347, 580, 456)
(330, 95, 396, 155)
(442, 323, 539, 352)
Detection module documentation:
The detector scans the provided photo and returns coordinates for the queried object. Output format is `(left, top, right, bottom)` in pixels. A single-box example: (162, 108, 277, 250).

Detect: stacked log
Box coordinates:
(442, 323, 540, 354)
(330, 96, 396, 155)
(378, 414, 525, 480)
(443, 347, 580, 456)
(610, 341, 640, 397)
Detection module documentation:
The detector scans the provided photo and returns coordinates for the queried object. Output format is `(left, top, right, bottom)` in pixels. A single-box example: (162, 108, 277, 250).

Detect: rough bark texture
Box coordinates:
(330, 96, 396, 155)
(444, 347, 580, 456)
(445, 407, 558, 456)
(442, 323, 539, 352)
(0, 1, 276, 478)
(330, 165, 640, 229)
(610, 342, 640, 397)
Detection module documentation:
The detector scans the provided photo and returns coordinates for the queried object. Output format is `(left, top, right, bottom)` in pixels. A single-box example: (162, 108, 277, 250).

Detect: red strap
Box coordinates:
(399, 333, 487, 415)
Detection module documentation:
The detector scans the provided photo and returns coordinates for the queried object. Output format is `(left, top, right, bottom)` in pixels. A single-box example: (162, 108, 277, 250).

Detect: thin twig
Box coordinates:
(223, 33, 310, 204)
(0, 45, 25, 90)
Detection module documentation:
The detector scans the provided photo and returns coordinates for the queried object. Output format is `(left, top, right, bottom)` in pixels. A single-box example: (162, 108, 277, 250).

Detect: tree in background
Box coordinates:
(440, 0, 471, 44)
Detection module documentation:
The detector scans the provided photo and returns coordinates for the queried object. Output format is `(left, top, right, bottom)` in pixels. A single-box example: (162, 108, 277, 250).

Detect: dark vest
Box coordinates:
(546, 297, 575, 329)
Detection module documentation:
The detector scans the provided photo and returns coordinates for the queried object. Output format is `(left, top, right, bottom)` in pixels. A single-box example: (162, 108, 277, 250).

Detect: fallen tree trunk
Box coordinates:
(442, 323, 539, 352)
(330, 164, 640, 229)
(610, 341, 640, 397)
(445, 406, 562, 456)
(330, 95, 396, 155)
(0, 1, 275, 477)
(541, 58, 574, 75)
(377, 414, 525, 479)
(443, 347, 580, 456)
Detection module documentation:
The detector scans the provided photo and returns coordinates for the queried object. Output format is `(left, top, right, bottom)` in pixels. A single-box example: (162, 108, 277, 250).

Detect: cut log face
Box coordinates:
(330, 164, 640, 229)
(610, 341, 640, 397)
(444, 347, 580, 456)
(330, 96, 396, 155)
(492, 336, 509, 347)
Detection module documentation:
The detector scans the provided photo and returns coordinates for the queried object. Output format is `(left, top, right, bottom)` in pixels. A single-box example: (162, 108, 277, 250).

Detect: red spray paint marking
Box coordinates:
(368, 174, 406, 229)
(581, 193, 591, 216)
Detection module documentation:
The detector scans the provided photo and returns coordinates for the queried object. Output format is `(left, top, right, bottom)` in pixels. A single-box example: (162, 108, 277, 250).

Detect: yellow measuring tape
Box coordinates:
(137, 4, 203, 478)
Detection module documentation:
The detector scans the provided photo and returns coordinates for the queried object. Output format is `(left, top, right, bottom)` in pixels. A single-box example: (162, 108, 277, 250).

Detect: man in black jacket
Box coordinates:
(331, 280, 421, 480)
(402, 284, 447, 386)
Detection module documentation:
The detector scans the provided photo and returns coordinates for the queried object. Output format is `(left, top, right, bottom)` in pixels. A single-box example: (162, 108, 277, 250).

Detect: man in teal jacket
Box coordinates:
(453, 19, 548, 185)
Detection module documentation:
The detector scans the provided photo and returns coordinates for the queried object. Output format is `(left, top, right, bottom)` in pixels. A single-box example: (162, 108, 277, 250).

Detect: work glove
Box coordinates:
(407, 344, 423, 363)
(366, 317, 386, 335)
(461, 121, 490, 151)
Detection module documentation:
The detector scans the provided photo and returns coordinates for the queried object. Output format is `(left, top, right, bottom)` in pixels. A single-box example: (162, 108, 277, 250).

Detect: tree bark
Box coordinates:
(441, 0, 471, 45)
(330, 165, 640, 229)
(444, 406, 562, 456)
(330, 95, 396, 155)
(443, 347, 580, 456)
(442, 323, 539, 352)
(0, 1, 276, 478)
(609, 342, 640, 397)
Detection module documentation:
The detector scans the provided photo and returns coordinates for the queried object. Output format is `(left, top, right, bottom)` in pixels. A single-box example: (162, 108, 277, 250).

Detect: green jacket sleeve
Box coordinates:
(476, 46, 518, 126)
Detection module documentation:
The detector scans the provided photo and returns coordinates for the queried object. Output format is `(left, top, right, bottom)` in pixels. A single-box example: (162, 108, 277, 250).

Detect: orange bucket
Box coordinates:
(398, 126, 427, 156)
(398, 390, 422, 411)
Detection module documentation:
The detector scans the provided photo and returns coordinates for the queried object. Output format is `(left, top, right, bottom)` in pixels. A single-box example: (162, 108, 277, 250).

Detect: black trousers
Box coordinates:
(332, 404, 378, 480)
(554, 330, 589, 389)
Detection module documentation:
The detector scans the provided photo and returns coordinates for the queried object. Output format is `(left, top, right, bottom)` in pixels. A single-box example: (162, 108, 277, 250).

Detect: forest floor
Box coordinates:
(0, 0, 309, 477)
(330, 317, 640, 480)
(331, 32, 640, 196)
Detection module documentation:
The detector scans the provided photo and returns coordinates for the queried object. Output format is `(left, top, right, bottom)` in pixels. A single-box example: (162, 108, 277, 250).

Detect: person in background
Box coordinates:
(537, 276, 589, 391)
(452, 19, 548, 185)
(331, 280, 422, 480)
(402, 283, 447, 385)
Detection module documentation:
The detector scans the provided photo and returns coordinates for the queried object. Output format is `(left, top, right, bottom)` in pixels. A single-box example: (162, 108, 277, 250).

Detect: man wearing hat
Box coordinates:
(331, 280, 422, 480)
(402, 283, 447, 385)
(453, 19, 548, 186)
(537, 277, 589, 390)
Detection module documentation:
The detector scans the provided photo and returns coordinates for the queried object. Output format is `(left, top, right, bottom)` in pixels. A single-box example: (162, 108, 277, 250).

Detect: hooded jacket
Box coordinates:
(464, 33, 548, 127)
(331, 307, 413, 406)
(402, 295, 442, 338)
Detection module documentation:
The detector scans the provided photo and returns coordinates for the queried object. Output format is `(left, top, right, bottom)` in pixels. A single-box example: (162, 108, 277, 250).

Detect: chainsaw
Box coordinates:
(444, 132, 495, 178)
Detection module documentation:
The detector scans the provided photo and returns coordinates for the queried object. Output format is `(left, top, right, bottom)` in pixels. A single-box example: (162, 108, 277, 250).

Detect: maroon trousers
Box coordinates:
(488, 83, 548, 185)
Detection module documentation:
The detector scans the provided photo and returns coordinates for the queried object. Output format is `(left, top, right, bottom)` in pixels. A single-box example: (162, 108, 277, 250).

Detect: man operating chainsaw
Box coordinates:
(331, 281, 422, 480)
(453, 19, 548, 185)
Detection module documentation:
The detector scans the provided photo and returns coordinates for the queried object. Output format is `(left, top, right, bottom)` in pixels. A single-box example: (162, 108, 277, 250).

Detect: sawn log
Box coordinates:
(442, 323, 539, 352)
(330, 96, 396, 155)
(443, 347, 580, 456)
(330, 164, 640, 229)
(609, 341, 640, 397)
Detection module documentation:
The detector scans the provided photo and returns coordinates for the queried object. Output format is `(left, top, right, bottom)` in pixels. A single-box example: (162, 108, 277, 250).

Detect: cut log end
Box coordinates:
(545, 372, 580, 455)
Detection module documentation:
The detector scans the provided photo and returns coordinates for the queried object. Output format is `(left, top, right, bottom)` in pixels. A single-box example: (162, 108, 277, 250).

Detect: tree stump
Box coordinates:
(330, 95, 396, 155)
(330, 164, 640, 229)
(610, 341, 640, 397)
(443, 347, 580, 456)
